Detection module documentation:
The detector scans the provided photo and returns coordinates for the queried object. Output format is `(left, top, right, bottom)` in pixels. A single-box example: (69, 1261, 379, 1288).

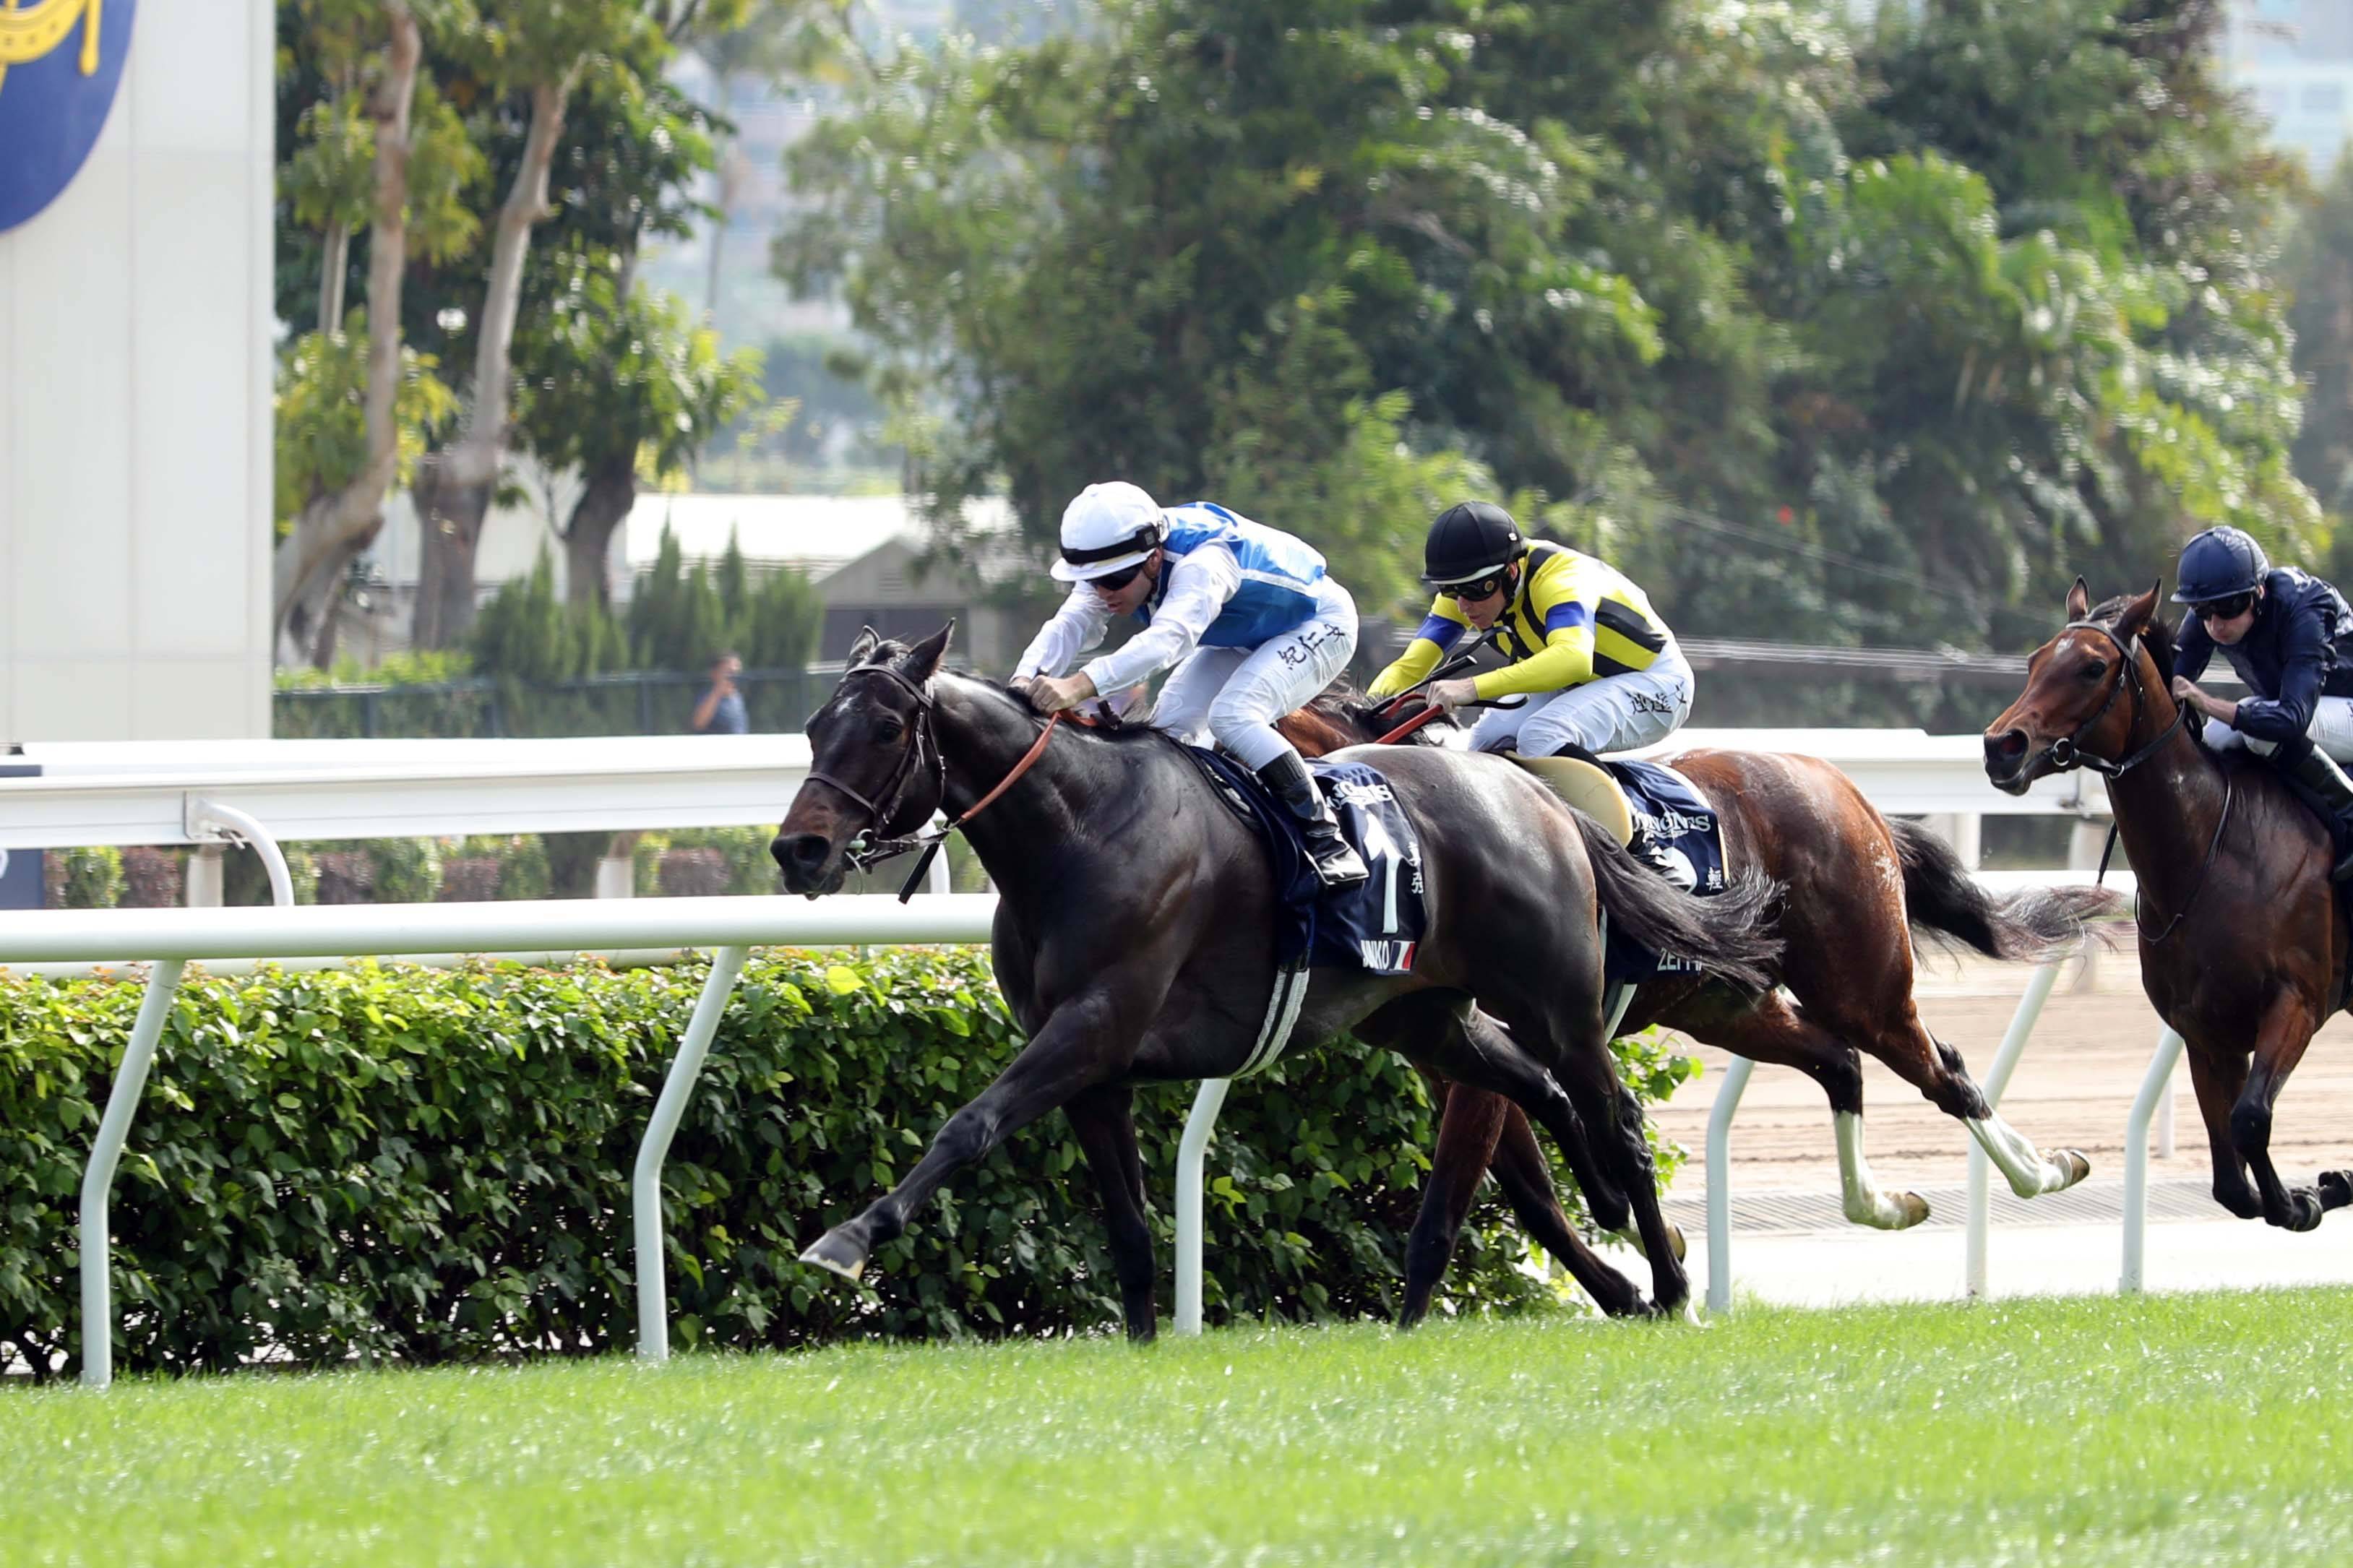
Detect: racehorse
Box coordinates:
(1987, 581, 2353, 1231)
(771, 626, 1780, 1335)
(1278, 689, 2117, 1324)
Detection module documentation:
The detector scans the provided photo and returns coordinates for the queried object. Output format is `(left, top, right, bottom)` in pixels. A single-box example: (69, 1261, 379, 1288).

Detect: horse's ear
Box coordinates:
(898, 619, 955, 684)
(2065, 577, 2091, 621)
(2115, 580, 2161, 640)
(846, 626, 883, 666)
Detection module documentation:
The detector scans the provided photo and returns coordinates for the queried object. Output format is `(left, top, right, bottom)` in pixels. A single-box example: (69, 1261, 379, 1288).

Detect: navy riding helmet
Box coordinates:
(2172, 526, 2270, 606)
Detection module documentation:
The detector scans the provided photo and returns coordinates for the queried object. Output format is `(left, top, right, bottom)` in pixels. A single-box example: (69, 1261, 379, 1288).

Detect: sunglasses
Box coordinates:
(1437, 574, 1509, 603)
(2193, 592, 2255, 622)
(1090, 560, 1148, 592)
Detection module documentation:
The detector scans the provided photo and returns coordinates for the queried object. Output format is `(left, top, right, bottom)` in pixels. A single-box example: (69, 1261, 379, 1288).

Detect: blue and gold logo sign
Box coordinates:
(0, 0, 137, 233)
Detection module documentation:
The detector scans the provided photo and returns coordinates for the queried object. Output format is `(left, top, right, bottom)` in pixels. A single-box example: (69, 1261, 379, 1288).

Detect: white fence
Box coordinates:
(0, 728, 2173, 1379)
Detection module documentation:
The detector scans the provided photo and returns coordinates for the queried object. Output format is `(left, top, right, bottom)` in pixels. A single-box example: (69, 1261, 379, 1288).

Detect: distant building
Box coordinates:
(2224, 1, 2353, 173)
(369, 485, 1036, 672)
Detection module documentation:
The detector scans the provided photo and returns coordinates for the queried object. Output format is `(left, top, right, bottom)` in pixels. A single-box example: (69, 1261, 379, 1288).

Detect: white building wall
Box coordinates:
(0, 1, 274, 742)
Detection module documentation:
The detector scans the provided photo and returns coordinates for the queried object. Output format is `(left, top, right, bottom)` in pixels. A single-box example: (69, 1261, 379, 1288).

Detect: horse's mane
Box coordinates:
(856, 641, 1171, 746)
(1296, 675, 1455, 746)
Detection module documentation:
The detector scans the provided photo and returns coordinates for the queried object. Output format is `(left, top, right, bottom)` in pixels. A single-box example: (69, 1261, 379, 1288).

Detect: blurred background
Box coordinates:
(11, 0, 2353, 902)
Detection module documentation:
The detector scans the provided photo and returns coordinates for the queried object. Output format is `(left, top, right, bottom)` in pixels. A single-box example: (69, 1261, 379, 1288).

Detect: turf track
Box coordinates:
(9, 1289, 2353, 1566)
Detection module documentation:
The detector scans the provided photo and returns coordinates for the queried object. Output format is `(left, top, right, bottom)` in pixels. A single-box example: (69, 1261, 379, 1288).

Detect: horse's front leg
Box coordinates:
(2185, 1038, 2260, 1219)
(2234, 990, 2327, 1232)
(800, 991, 1131, 1282)
(1065, 1083, 1159, 1341)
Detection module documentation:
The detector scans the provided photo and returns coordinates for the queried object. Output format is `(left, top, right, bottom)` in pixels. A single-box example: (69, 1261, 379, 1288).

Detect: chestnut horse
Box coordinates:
(1987, 581, 2353, 1231)
(1279, 691, 2116, 1322)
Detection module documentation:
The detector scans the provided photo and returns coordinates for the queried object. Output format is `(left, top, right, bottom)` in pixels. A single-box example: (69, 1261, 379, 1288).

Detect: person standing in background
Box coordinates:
(692, 651, 749, 734)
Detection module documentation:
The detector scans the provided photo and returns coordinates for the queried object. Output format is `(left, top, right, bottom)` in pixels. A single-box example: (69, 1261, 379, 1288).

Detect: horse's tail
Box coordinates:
(1570, 812, 1782, 994)
(1886, 816, 2124, 960)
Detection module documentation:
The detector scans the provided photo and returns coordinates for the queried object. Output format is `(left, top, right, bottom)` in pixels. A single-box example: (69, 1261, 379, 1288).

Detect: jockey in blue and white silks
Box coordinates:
(1012, 481, 1368, 887)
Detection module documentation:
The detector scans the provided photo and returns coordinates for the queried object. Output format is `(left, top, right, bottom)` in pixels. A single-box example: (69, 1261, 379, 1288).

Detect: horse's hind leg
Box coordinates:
(2235, 989, 2328, 1232)
(1399, 1076, 1647, 1325)
(1698, 992, 1929, 1231)
(1066, 1084, 1159, 1340)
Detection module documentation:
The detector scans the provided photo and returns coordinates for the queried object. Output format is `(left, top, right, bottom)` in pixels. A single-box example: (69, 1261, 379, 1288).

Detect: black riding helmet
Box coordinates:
(1422, 501, 1526, 594)
(2171, 525, 2270, 606)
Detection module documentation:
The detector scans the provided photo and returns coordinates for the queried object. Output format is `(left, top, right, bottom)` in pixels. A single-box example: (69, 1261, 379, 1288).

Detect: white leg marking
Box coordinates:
(1968, 1112, 2090, 1197)
(1835, 1111, 1929, 1229)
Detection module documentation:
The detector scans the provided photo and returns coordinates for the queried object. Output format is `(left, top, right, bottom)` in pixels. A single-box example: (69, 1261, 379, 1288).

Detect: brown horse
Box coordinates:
(1986, 581, 2353, 1231)
(1280, 692, 2116, 1322)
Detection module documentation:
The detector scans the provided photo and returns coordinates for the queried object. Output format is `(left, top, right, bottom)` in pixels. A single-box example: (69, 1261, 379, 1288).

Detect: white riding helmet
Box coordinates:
(1051, 481, 1166, 582)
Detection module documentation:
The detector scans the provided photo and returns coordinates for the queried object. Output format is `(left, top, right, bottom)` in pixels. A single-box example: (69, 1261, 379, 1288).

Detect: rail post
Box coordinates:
(1964, 958, 2063, 1297)
(79, 958, 189, 1389)
(2122, 1028, 2188, 1295)
(1703, 1054, 1755, 1314)
(1174, 1078, 1231, 1335)
(633, 944, 750, 1361)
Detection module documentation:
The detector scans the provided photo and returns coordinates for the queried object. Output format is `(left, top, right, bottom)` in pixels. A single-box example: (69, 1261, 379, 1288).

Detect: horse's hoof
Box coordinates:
(1897, 1191, 1932, 1228)
(1664, 1223, 1687, 1263)
(2320, 1171, 2353, 1211)
(2289, 1192, 2327, 1233)
(2052, 1150, 2092, 1191)
(799, 1231, 868, 1283)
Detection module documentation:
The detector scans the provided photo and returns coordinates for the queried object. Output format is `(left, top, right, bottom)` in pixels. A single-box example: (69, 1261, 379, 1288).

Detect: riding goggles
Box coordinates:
(2192, 591, 2255, 623)
(1089, 559, 1148, 592)
(1435, 572, 1510, 603)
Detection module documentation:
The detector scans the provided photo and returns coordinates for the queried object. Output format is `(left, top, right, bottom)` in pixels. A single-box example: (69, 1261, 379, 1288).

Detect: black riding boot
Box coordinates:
(2278, 741, 2353, 882)
(1257, 751, 1369, 890)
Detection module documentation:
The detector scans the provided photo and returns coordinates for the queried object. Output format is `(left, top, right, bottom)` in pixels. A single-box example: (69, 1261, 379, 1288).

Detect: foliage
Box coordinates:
(783, 0, 2317, 656)
(272, 323, 460, 539)
(0, 948, 1692, 1377)
(274, 647, 477, 691)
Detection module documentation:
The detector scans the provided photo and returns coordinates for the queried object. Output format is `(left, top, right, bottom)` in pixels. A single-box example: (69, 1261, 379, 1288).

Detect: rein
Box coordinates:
(814, 665, 1071, 900)
(2136, 775, 2234, 947)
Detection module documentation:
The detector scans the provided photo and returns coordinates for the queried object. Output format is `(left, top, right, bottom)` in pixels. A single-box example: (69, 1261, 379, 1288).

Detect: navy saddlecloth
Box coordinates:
(1186, 749, 1429, 975)
(1603, 758, 1730, 986)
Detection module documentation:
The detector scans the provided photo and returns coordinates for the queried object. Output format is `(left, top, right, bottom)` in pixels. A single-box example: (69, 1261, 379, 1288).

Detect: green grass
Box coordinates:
(9, 1290, 2353, 1566)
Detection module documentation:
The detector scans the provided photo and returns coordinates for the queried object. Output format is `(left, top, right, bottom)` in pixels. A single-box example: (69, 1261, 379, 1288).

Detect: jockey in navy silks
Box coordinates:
(2169, 525, 2353, 880)
(1012, 481, 1369, 889)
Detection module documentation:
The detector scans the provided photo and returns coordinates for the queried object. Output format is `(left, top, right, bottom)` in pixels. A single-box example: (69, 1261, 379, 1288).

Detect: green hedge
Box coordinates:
(0, 948, 1694, 1378)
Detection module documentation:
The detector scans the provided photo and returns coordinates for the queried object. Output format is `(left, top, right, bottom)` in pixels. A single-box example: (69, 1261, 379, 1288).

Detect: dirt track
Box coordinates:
(1651, 941, 2353, 1200)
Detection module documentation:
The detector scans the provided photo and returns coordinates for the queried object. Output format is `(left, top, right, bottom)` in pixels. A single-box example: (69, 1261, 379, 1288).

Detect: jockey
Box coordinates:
(1012, 481, 1370, 889)
(1368, 501, 1693, 759)
(2170, 525, 2353, 880)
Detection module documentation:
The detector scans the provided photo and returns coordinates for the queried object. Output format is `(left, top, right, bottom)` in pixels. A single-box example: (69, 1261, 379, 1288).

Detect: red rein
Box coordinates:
(1375, 702, 1445, 746)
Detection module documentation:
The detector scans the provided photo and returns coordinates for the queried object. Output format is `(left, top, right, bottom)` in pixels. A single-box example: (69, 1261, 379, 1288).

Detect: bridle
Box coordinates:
(804, 663, 944, 846)
(803, 663, 1069, 899)
(2041, 619, 2187, 780)
(2037, 617, 2226, 946)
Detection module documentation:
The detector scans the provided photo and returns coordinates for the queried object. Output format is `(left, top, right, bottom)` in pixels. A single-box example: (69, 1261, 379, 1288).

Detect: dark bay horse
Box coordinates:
(771, 626, 1780, 1335)
(1279, 692, 2115, 1324)
(1987, 581, 2353, 1231)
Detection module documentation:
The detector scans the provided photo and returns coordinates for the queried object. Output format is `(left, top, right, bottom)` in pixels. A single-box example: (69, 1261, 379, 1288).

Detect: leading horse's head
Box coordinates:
(772, 623, 955, 895)
(1983, 577, 2172, 796)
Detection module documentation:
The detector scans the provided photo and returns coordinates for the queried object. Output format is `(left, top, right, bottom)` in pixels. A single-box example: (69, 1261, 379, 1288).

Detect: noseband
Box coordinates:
(2042, 619, 2187, 780)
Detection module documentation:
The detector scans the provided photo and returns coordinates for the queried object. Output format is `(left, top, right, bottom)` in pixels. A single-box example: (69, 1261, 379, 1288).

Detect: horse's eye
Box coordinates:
(876, 718, 904, 742)
(2081, 660, 2107, 681)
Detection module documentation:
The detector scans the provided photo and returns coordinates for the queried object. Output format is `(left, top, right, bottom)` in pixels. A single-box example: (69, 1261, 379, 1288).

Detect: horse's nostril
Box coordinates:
(773, 833, 831, 874)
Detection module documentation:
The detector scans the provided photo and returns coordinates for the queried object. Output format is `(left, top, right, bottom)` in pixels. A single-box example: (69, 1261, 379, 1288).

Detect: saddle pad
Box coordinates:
(1182, 748, 1429, 977)
(1602, 757, 1732, 986)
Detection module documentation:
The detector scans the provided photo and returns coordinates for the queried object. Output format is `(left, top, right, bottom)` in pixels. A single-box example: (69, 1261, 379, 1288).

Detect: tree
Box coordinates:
(409, 0, 664, 650)
(271, 0, 434, 666)
(517, 266, 768, 604)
